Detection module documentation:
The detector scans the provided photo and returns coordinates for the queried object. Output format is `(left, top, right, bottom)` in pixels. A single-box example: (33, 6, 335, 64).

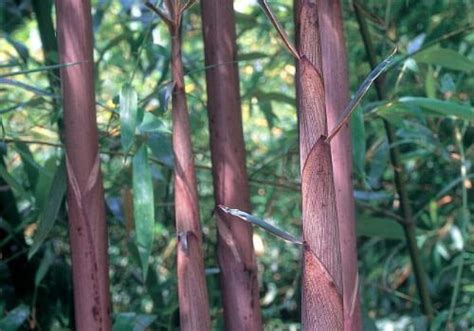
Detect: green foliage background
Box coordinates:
(0, 0, 473, 330)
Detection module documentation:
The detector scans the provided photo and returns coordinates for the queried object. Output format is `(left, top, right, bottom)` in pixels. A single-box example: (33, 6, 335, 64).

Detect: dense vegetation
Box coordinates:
(0, 0, 473, 330)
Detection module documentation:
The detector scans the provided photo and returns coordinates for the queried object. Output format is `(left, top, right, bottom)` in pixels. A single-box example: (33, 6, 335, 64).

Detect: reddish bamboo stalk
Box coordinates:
(294, 0, 343, 329)
(161, 4, 211, 330)
(318, 1, 361, 329)
(55, 1, 111, 330)
(201, 1, 262, 330)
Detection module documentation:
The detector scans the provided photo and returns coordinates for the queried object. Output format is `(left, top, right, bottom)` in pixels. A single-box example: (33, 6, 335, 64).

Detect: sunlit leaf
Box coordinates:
(133, 145, 155, 280)
(119, 83, 138, 151)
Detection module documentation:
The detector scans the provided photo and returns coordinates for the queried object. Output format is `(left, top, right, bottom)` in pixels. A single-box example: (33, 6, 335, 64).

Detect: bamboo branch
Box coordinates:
(257, 0, 300, 59)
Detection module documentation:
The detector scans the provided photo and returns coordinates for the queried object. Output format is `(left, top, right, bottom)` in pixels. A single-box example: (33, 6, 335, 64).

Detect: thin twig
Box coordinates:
(257, 0, 300, 59)
(327, 47, 397, 142)
(145, 1, 173, 28)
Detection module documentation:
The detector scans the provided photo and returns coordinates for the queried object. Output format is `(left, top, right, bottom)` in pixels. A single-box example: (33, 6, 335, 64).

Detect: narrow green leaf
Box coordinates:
(133, 145, 155, 280)
(350, 107, 366, 176)
(328, 48, 397, 140)
(414, 47, 474, 72)
(34, 244, 54, 286)
(218, 205, 302, 245)
(424, 66, 436, 99)
(14, 142, 40, 190)
(356, 214, 405, 240)
(0, 305, 30, 331)
(399, 97, 474, 120)
(0, 162, 27, 197)
(119, 84, 138, 151)
(257, 98, 277, 129)
(237, 52, 269, 61)
(29, 159, 66, 259)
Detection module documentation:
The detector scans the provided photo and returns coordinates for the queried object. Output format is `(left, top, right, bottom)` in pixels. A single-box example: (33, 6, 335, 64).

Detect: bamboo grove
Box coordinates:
(1, 0, 473, 330)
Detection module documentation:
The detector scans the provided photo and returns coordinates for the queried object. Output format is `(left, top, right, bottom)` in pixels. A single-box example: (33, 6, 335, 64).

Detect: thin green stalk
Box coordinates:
(447, 124, 469, 327)
(353, 1, 434, 321)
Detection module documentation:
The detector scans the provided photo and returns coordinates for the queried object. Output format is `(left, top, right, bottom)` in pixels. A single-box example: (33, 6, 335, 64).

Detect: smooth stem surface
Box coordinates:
(353, 2, 434, 321)
(55, 0, 111, 329)
(201, 0, 262, 329)
(169, 13, 211, 331)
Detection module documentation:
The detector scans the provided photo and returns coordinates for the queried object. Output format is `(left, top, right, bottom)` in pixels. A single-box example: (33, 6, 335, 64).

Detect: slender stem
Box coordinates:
(353, 2, 434, 322)
(447, 124, 469, 327)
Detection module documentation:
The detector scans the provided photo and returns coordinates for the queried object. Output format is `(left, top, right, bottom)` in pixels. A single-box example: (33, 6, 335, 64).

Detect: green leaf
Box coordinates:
(255, 90, 295, 105)
(113, 313, 156, 331)
(399, 97, 474, 120)
(13, 142, 39, 190)
(34, 244, 54, 286)
(33, 157, 57, 210)
(138, 112, 166, 133)
(0, 305, 30, 331)
(414, 47, 474, 71)
(257, 98, 277, 129)
(29, 159, 66, 259)
(424, 66, 436, 99)
(351, 107, 366, 176)
(328, 48, 397, 140)
(146, 132, 173, 168)
(218, 205, 302, 245)
(133, 145, 155, 280)
(0, 162, 27, 198)
(237, 52, 269, 61)
(376, 101, 425, 124)
(119, 84, 138, 151)
(356, 214, 404, 240)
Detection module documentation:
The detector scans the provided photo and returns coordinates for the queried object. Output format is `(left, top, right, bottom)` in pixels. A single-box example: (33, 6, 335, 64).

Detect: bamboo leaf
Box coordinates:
(34, 244, 54, 286)
(29, 159, 67, 259)
(133, 145, 155, 280)
(119, 83, 138, 151)
(414, 47, 474, 71)
(356, 214, 405, 240)
(14, 142, 40, 189)
(0, 305, 30, 331)
(398, 97, 474, 120)
(328, 48, 397, 140)
(218, 205, 302, 245)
